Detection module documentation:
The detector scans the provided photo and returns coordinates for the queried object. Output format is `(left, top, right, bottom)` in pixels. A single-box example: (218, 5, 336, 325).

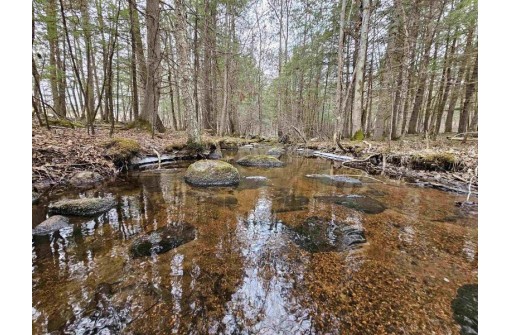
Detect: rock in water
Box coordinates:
(48, 197, 117, 216)
(267, 147, 285, 158)
(289, 216, 366, 253)
(236, 155, 284, 167)
(32, 215, 71, 235)
(184, 160, 240, 186)
(69, 171, 104, 188)
(130, 223, 196, 258)
(239, 176, 269, 190)
(306, 174, 362, 187)
(452, 284, 478, 335)
(315, 194, 386, 214)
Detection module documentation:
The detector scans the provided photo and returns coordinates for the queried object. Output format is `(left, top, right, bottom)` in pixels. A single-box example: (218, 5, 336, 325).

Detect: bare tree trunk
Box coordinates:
(175, 0, 201, 143)
(351, 0, 370, 139)
(333, 0, 348, 143)
(128, 0, 139, 120)
(141, 0, 165, 133)
(458, 54, 477, 133)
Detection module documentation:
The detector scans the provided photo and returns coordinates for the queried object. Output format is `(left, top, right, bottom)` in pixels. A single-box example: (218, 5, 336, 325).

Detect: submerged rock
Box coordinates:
(273, 193, 309, 212)
(315, 194, 386, 214)
(239, 176, 269, 190)
(306, 174, 362, 187)
(130, 223, 196, 258)
(48, 197, 117, 216)
(236, 155, 284, 167)
(267, 147, 285, 157)
(289, 216, 366, 253)
(452, 284, 478, 335)
(184, 160, 240, 186)
(69, 171, 104, 188)
(32, 215, 71, 235)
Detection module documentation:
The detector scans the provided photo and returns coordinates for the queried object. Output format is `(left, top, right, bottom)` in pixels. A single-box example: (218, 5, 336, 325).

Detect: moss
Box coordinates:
(102, 137, 141, 163)
(48, 119, 85, 129)
(126, 119, 153, 132)
(352, 129, 365, 141)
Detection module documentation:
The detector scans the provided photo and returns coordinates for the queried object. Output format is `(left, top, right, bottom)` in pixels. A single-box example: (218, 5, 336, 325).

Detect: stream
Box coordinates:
(32, 146, 478, 334)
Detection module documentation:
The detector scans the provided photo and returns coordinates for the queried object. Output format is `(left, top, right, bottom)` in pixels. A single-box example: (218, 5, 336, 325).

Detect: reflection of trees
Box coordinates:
(222, 190, 314, 334)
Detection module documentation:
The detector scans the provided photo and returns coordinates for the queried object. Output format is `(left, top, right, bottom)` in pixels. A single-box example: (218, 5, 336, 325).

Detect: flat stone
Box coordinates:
(32, 215, 71, 235)
(130, 223, 196, 258)
(289, 216, 366, 253)
(315, 194, 386, 214)
(184, 160, 240, 186)
(69, 171, 104, 187)
(306, 174, 362, 187)
(236, 155, 284, 167)
(48, 197, 117, 216)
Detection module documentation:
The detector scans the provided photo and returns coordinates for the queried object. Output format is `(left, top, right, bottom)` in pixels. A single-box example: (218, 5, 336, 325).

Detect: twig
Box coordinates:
(291, 126, 307, 144)
(466, 175, 475, 202)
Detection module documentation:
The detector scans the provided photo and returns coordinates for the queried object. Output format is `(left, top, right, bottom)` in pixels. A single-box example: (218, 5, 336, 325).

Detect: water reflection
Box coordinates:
(223, 191, 313, 334)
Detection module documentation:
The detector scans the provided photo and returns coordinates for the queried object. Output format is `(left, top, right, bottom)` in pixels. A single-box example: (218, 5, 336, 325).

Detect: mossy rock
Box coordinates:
(48, 119, 85, 129)
(126, 119, 153, 132)
(69, 171, 104, 188)
(130, 223, 196, 258)
(102, 137, 141, 164)
(267, 147, 285, 157)
(184, 160, 240, 186)
(32, 215, 71, 235)
(236, 155, 284, 167)
(315, 194, 386, 214)
(48, 197, 117, 216)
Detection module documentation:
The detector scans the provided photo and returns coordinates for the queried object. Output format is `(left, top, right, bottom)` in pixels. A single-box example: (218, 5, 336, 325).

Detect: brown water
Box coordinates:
(32, 146, 478, 335)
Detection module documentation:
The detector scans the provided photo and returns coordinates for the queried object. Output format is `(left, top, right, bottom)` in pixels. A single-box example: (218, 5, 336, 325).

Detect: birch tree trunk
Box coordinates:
(333, 0, 348, 144)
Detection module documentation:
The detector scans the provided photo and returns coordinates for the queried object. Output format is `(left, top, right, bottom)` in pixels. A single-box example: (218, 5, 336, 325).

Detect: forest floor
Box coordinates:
(32, 121, 478, 200)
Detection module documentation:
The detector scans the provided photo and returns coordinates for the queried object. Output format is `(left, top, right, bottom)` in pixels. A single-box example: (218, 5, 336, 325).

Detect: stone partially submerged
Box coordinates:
(289, 216, 366, 253)
(315, 194, 386, 214)
(306, 174, 362, 187)
(130, 223, 196, 258)
(184, 160, 240, 186)
(32, 215, 72, 235)
(267, 147, 285, 158)
(69, 171, 104, 188)
(48, 197, 117, 216)
(236, 155, 284, 167)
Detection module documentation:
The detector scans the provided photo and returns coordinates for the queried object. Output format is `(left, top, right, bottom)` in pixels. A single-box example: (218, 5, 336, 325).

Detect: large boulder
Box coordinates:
(306, 174, 362, 187)
(32, 215, 71, 235)
(48, 197, 117, 216)
(130, 223, 196, 258)
(69, 171, 104, 188)
(184, 160, 240, 186)
(315, 194, 386, 214)
(289, 216, 366, 253)
(236, 155, 284, 167)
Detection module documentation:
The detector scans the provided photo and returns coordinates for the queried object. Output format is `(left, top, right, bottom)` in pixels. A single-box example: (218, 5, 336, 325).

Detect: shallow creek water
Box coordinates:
(32, 146, 477, 335)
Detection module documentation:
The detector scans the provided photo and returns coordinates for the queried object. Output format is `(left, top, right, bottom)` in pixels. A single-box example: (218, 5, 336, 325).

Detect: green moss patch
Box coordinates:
(102, 137, 141, 164)
(410, 152, 457, 171)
